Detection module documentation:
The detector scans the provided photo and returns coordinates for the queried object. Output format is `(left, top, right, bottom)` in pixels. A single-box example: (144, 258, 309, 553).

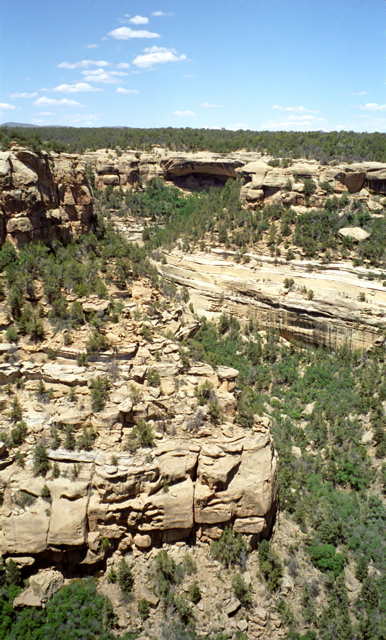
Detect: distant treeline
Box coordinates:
(1, 124, 385, 162)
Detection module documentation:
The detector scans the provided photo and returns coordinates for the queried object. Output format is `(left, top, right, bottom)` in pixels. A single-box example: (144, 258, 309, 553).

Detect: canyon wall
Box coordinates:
(0, 148, 93, 246)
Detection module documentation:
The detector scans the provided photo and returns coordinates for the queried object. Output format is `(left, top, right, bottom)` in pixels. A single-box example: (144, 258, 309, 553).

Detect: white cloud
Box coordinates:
(352, 91, 367, 96)
(34, 96, 82, 107)
(173, 110, 195, 116)
(262, 115, 325, 129)
(116, 62, 130, 69)
(287, 115, 324, 122)
(129, 15, 149, 25)
(202, 102, 220, 108)
(36, 111, 53, 116)
(9, 92, 37, 99)
(133, 46, 188, 69)
(117, 87, 140, 94)
(152, 11, 173, 16)
(0, 102, 17, 111)
(272, 105, 309, 112)
(227, 123, 249, 131)
(84, 44, 98, 49)
(108, 27, 160, 40)
(360, 103, 386, 111)
(82, 69, 128, 84)
(68, 114, 99, 125)
(57, 60, 109, 69)
(53, 82, 101, 93)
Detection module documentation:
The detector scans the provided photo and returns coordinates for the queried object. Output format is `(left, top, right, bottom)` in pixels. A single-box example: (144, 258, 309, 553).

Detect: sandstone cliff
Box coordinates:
(0, 147, 93, 246)
(84, 148, 385, 212)
(0, 281, 277, 572)
(155, 248, 386, 351)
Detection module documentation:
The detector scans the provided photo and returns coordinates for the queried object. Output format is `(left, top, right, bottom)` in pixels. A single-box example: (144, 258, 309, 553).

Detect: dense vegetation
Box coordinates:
(0, 574, 138, 640)
(102, 176, 386, 269)
(1, 124, 386, 162)
(0, 165, 386, 639)
(185, 314, 386, 640)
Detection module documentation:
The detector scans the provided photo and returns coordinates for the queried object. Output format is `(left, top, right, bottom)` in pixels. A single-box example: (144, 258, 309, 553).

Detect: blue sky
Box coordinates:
(0, 0, 385, 132)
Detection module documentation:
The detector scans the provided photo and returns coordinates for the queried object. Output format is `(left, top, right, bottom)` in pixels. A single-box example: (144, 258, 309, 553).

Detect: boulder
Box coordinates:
(13, 569, 63, 607)
(339, 227, 370, 242)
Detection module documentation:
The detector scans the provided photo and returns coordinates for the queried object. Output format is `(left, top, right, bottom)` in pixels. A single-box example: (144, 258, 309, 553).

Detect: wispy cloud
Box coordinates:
(352, 91, 367, 96)
(202, 102, 220, 108)
(272, 105, 310, 112)
(173, 110, 195, 116)
(116, 62, 130, 69)
(34, 96, 82, 107)
(68, 114, 99, 125)
(0, 102, 17, 111)
(227, 123, 249, 131)
(129, 15, 149, 25)
(152, 11, 173, 16)
(108, 27, 160, 40)
(262, 114, 325, 129)
(81, 69, 128, 84)
(116, 87, 140, 94)
(360, 103, 386, 111)
(133, 46, 188, 69)
(57, 60, 109, 69)
(53, 83, 101, 93)
(9, 92, 37, 99)
(84, 44, 98, 49)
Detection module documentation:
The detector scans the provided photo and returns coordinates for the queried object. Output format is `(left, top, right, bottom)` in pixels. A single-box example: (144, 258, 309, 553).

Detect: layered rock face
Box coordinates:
(84, 148, 386, 207)
(157, 249, 386, 351)
(0, 283, 277, 569)
(0, 148, 93, 246)
(238, 159, 386, 209)
(84, 148, 249, 192)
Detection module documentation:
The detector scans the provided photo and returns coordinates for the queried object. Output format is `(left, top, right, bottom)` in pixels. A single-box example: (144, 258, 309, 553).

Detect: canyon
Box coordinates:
(0, 144, 385, 638)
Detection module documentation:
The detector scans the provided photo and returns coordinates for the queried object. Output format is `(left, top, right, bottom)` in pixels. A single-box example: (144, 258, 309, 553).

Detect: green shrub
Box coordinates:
(10, 420, 28, 447)
(258, 540, 283, 591)
(117, 558, 134, 594)
(308, 542, 345, 577)
(147, 368, 161, 387)
(9, 397, 22, 422)
(77, 427, 96, 451)
(90, 376, 111, 412)
(188, 580, 201, 604)
(194, 380, 214, 405)
(52, 461, 60, 479)
(211, 526, 248, 568)
(138, 598, 150, 620)
(5, 325, 19, 342)
(126, 418, 154, 451)
(232, 573, 252, 608)
(77, 352, 89, 367)
(14, 490, 37, 509)
(33, 442, 50, 476)
(64, 424, 76, 451)
(154, 550, 183, 601)
(86, 330, 110, 354)
(14, 451, 26, 468)
(41, 484, 51, 501)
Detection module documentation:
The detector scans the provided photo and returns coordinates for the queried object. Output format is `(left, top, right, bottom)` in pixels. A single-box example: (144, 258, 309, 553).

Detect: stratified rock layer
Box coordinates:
(0, 148, 93, 246)
(0, 430, 277, 562)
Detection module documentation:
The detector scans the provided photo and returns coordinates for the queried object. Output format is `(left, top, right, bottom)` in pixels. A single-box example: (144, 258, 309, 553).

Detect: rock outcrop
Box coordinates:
(83, 148, 386, 206)
(0, 147, 93, 246)
(0, 280, 278, 569)
(157, 248, 386, 351)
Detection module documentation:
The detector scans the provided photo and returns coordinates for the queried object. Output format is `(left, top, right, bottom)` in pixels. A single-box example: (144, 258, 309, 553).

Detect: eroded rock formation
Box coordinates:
(157, 248, 386, 351)
(0, 147, 93, 246)
(0, 282, 277, 570)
